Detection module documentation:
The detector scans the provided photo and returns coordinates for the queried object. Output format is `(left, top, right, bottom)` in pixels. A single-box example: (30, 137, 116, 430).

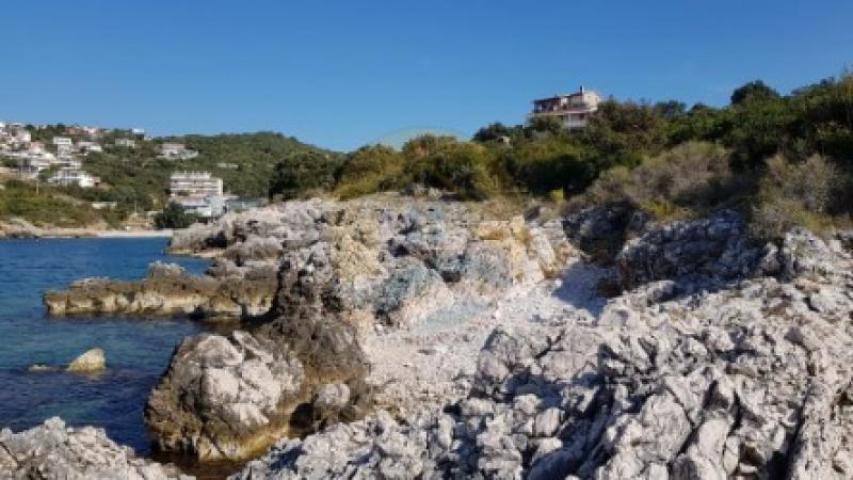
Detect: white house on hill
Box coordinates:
(530, 86, 602, 129)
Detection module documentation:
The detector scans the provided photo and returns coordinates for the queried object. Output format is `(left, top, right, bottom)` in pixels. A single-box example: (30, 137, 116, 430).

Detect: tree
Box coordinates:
(405, 141, 501, 200)
(153, 203, 198, 229)
(401, 135, 458, 160)
(269, 151, 341, 199)
(654, 100, 687, 120)
(526, 116, 565, 137)
(335, 145, 405, 199)
(472, 123, 517, 143)
(731, 80, 780, 105)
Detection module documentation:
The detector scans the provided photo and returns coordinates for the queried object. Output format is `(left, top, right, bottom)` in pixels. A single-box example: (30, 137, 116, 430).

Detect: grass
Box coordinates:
(0, 180, 103, 227)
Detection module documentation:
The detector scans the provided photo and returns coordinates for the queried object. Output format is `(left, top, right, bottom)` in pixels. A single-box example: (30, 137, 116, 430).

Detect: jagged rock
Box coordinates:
(234, 227, 853, 479)
(66, 348, 106, 373)
(169, 200, 329, 255)
(0, 417, 191, 480)
(145, 197, 572, 463)
(145, 330, 315, 460)
(44, 261, 276, 320)
(24, 199, 853, 478)
(616, 210, 762, 290)
(563, 203, 649, 261)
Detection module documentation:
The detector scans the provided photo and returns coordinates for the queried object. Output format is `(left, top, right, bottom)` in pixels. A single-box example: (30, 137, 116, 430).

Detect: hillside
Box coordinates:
(0, 130, 335, 231)
(82, 132, 335, 210)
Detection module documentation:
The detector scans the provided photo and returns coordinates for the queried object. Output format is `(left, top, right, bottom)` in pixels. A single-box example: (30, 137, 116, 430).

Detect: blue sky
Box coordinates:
(1, 1, 851, 151)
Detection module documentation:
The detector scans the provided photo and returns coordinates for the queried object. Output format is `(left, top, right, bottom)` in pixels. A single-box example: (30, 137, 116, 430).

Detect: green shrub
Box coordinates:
(405, 140, 501, 200)
(576, 142, 735, 220)
(501, 139, 594, 195)
(269, 151, 342, 200)
(335, 145, 405, 199)
(153, 202, 198, 229)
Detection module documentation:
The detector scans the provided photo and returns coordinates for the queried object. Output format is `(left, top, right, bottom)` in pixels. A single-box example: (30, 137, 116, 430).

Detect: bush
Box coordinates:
(335, 145, 405, 199)
(269, 151, 342, 200)
(154, 202, 198, 229)
(576, 142, 736, 220)
(749, 155, 840, 239)
(404, 140, 501, 200)
(730, 80, 780, 105)
(501, 139, 594, 195)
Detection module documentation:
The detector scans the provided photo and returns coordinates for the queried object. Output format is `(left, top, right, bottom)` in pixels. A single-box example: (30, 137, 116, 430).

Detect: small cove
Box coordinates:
(0, 238, 214, 454)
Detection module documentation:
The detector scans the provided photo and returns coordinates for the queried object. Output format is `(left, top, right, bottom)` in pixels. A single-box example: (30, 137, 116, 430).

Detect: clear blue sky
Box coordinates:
(1, 1, 851, 151)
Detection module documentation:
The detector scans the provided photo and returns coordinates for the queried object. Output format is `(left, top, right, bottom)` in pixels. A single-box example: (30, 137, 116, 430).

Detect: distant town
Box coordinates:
(0, 121, 265, 224)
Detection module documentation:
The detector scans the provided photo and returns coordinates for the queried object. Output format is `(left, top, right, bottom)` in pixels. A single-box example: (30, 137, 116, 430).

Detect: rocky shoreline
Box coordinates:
(0, 418, 190, 480)
(44, 262, 275, 320)
(12, 196, 853, 479)
(0, 218, 171, 239)
(235, 214, 853, 479)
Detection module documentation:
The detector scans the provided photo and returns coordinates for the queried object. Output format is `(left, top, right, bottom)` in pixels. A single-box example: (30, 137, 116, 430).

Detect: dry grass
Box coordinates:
(571, 142, 736, 220)
(749, 155, 846, 240)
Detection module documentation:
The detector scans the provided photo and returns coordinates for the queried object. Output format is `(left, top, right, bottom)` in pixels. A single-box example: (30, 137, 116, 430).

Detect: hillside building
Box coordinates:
(530, 86, 602, 129)
(160, 143, 199, 160)
(76, 141, 103, 154)
(169, 171, 223, 197)
(168, 171, 227, 219)
(48, 167, 99, 188)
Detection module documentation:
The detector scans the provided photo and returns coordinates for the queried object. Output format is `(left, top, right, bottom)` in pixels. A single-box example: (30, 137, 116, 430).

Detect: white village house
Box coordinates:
(160, 143, 199, 161)
(48, 167, 99, 188)
(169, 171, 223, 197)
(76, 141, 103, 154)
(169, 171, 227, 219)
(530, 86, 602, 129)
(52, 136, 73, 147)
(13, 129, 31, 145)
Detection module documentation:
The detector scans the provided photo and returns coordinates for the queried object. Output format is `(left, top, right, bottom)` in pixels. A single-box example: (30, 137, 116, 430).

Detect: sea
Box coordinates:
(0, 238, 211, 454)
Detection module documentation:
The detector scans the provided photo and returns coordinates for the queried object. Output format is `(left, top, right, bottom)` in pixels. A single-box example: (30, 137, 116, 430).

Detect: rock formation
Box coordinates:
(66, 348, 106, 373)
(144, 196, 573, 463)
(44, 261, 276, 320)
(30, 198, 853, 478)
(233, 215, 853, 479)
(0, 417, 191, 480)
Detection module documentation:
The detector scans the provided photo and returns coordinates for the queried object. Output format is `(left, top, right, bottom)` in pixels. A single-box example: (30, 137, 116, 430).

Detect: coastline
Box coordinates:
(0, 223, 173, 239)
(96, 229, 173, 238)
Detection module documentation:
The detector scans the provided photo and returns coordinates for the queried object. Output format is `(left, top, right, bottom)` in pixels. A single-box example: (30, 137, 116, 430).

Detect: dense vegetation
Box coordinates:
(81, 132, 331, 209)
(314, 72, 853, 239)
(269, 150, 342, 200)
(154, 202, 199, 229)
(3, 72, 851, 239)
(0, 180, 103, 227)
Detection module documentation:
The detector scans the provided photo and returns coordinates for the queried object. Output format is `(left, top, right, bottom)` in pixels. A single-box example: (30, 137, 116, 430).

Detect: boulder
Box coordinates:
(0, 417, 190, 479)
(66, 348, 106, 373)
(616, 210, 763, 290)
(146, 331, 313, 461)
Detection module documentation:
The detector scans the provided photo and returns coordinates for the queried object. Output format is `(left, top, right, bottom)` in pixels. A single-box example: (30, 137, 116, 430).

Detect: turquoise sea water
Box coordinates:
(0, 238, 211, 453)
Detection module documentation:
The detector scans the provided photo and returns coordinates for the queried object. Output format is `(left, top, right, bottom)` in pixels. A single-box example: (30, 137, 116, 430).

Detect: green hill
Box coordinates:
(0, 130, 336, 228)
